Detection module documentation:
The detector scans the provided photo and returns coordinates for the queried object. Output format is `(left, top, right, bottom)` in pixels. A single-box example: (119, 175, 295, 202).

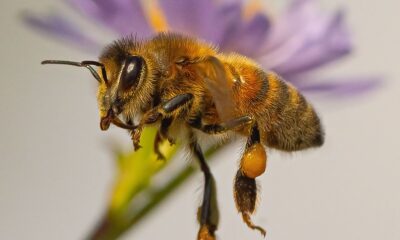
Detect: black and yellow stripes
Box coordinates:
(264, 81, 324, 151)
(217, 54, 324, 152)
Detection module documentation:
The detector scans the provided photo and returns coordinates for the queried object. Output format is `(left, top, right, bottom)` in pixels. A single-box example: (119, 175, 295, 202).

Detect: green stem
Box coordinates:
(126, 147, 218, 228)
(127, 164, 195, 227)
(87, 147, 219, 240)
(87, 165, 196, 240)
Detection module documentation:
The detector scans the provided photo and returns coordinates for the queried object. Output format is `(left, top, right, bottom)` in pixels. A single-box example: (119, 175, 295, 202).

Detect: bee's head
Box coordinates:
(42, 39, 152, 131)
(97, 53, 148, 130)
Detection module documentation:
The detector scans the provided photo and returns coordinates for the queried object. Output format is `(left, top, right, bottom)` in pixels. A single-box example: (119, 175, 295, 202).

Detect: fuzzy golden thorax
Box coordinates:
(95, 33, 218, 130)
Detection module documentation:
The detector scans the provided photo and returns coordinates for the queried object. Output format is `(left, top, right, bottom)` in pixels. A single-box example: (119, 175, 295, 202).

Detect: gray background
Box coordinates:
(1, 0, 399, 239)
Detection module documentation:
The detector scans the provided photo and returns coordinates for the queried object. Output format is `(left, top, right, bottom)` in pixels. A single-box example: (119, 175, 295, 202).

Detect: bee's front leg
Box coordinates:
(132, 93, 193, 151)
(130, 109, 161, 150)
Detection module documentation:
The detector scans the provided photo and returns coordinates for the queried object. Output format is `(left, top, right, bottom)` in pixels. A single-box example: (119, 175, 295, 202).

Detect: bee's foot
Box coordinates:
(155, 152, 166, 161)
(160, 132, 175, 146)
(167, 137, 175, 146)
(133, 142, 142, 151)
(131, 128, 143, 151)
(197, 225, 216, 240)
(241, 212, 266, 237)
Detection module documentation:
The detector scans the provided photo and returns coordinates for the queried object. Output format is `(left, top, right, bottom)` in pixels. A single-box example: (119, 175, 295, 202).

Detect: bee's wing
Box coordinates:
(194, 56, 236, 121)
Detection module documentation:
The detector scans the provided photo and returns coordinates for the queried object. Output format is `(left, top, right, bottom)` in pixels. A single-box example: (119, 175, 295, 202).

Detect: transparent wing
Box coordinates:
(193, 56, 236, 122)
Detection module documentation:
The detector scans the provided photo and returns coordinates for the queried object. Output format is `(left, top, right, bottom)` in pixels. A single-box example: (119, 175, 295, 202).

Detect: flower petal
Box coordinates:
(257, 0, 351, 76)
(216, 0, 244, 3)
(214, 3, 243, 43)
(22, 12, 101, 53)
(262, 0, 325, 52)
(159, 0, 234, 44)
(294, 76, 382, 96)
(65, 0, 153, 37)
(220, 13, 271, 56)
(272, 9, 351, 75)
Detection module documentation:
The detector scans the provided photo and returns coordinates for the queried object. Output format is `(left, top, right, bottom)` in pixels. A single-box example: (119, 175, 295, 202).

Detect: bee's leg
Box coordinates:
(124, 118, 142, 150)
(234, 124, 267, 237)
(132, 93, 193, 150)
(153, 131, 165, 160)
(130, 109, 161, 150)
(189, 115, 253, 134)
(153, 117, 173, 160)
(161, 93, 193, 113)
(190, 139, 219, 240)
(159, 117, 175, 144)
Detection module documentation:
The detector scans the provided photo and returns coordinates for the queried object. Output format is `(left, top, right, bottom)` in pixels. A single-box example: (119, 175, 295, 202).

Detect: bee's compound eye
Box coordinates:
(119, 56, 144, 91)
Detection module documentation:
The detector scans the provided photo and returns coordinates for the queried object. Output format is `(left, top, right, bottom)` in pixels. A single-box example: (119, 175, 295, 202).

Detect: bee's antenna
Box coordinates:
(41, 60, 109, 85)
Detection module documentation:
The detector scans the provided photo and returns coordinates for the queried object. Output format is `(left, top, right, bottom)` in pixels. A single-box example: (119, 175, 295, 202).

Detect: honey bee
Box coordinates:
(42, 32, 324, 239)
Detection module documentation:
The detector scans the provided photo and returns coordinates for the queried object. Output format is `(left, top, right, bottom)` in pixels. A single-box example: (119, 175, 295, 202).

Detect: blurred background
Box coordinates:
(0, 0, 399, 239)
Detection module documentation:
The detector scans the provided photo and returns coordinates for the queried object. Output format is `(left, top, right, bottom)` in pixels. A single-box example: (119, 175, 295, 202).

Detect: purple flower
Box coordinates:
(23, 0, 380, 96)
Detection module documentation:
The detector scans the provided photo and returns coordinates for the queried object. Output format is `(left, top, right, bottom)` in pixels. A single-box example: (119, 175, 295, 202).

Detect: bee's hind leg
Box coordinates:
(234, 124, 267, 237)
(190, 138, 219, 240)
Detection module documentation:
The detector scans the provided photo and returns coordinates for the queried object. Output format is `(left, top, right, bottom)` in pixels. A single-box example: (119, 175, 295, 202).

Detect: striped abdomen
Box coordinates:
(261, 73, 324, 151)
(223, 56, 324, 152)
